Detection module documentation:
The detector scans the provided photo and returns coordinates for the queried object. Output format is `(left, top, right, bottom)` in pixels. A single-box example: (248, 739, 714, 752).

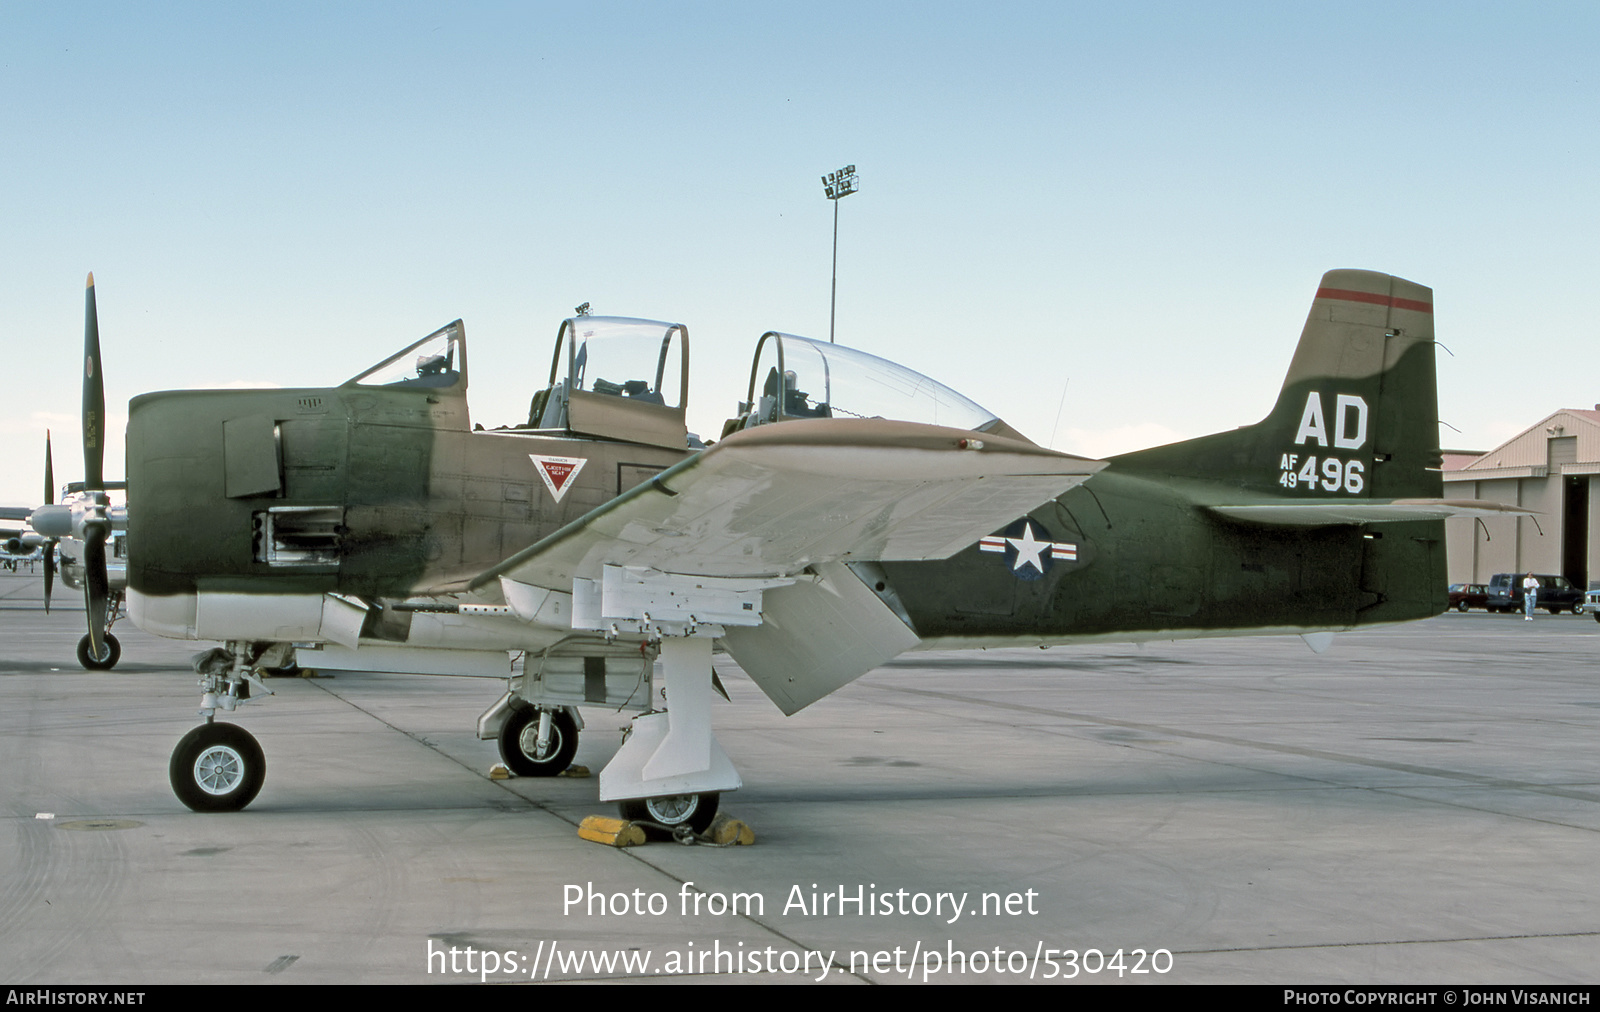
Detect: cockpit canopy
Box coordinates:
(734, 332, 1001, 433)
(341, 315, 1017, 449)
(529, 316, 689, 450)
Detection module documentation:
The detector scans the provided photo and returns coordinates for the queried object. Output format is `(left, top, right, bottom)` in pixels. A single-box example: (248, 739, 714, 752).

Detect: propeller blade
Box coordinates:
(72, 275, 112, 657)
(43, 431, 56, 614)
(43, 542, 55, 614)
(83, 525, 109, 659)
(83, 274, 104, 491)
(79, 277, 111, 654)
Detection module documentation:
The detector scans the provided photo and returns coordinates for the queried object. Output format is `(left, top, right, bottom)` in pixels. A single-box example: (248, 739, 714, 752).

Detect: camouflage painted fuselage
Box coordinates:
(882, 306, 1449, 641)
(126, 383, 688, 601)
(882, 478, 1442, 644)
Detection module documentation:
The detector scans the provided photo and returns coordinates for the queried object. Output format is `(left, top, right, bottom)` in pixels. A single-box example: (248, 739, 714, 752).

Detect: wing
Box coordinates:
(472, 418, 1105, 591)
(468, 418, 1105, 714)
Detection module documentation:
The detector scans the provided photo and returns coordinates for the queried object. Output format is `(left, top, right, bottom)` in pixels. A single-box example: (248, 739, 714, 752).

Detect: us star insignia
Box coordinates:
(978, 519, 1077, 581)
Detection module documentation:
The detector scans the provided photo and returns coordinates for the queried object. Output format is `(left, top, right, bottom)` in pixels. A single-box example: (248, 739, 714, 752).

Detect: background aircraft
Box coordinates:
(0, 510, 45, 572)
(2, 461, 50, 577)
(1, 447, 56, 597)
(2, 498, 128, 661)
(24, 284, 130, 668)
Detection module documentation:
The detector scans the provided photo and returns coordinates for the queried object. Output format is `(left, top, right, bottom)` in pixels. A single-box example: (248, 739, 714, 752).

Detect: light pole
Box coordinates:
(821, 164, 858, 343)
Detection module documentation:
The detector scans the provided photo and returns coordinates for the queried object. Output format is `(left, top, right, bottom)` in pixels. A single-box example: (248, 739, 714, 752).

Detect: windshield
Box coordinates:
(345, 321, 466, 390)
(741, 333, 997, 431)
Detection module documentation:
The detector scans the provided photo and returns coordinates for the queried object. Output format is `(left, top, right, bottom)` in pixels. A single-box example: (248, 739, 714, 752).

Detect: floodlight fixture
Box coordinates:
(821, 164, 859, 342)
(821, 164, 859, 201)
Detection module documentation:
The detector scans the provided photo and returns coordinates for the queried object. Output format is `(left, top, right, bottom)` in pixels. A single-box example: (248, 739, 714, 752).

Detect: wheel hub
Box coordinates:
(194, 745, 245, 795)
(645, 794, 698, 824)
(518, 722, 558, 761)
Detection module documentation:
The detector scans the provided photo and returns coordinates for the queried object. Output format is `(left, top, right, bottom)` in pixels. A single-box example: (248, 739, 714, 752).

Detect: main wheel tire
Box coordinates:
(619, 792, 720, 836)
(498, 708, 578, 777)
(170, 723, 265, 812)
(76, 633, 121, 670)
(1456, 602, 1468, 612)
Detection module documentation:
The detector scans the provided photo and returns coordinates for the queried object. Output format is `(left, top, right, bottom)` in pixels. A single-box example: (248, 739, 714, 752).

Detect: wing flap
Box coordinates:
(721, 561, 922, 714)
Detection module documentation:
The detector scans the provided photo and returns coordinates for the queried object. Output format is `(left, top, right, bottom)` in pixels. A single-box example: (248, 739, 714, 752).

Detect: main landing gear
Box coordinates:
(492, 698, 720, 834)
(498, 706, 579, 776)
(598, 637, 741, 830)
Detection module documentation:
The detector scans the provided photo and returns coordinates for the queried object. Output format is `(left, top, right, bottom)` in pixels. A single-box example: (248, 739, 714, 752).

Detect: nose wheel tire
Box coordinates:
(619, 792, 720, 836)
(498, 707, 579, 777)
(170, 723, 266, 812)
(76, 633, 120, 670)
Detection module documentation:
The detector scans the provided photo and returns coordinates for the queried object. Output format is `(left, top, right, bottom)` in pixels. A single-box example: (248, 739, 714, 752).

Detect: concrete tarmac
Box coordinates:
(3, 571, 1599, 985)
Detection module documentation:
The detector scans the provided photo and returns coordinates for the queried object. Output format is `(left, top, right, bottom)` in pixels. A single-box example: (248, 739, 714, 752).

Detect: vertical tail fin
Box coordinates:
(1111, 269, 1441, 500)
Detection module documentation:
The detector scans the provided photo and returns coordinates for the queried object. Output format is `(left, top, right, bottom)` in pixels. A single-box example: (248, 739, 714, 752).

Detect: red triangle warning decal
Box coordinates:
(530, 454, 587, 503)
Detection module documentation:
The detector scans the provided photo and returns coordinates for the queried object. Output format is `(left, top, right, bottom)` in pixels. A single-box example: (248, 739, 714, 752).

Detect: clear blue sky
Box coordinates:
(4, 1, 1596, 507)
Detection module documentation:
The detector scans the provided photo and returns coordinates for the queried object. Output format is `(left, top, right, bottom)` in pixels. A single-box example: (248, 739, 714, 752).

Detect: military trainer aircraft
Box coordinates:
(41, 270, 1523, 829)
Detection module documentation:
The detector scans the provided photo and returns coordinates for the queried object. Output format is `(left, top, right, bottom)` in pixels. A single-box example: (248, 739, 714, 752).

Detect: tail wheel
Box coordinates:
(498, 707, 578, 777)
(619, 793, 720, 836)
(76, 632, 120, 670)
(170, 723, 265, 812)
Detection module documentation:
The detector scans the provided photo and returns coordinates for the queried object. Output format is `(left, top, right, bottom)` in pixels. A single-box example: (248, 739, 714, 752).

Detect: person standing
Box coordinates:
(1522, 573, 1541, 620)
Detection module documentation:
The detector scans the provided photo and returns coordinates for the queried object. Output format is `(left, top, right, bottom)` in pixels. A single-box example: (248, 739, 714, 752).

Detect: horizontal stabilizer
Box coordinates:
(1209, 498, 1536, 526)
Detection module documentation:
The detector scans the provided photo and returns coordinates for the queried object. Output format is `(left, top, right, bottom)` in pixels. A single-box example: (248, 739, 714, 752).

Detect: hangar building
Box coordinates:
(1444, 407, 1600, 589)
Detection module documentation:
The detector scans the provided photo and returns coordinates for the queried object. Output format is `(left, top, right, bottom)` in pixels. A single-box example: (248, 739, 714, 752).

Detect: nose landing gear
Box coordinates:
(170, 722, 265, 812)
